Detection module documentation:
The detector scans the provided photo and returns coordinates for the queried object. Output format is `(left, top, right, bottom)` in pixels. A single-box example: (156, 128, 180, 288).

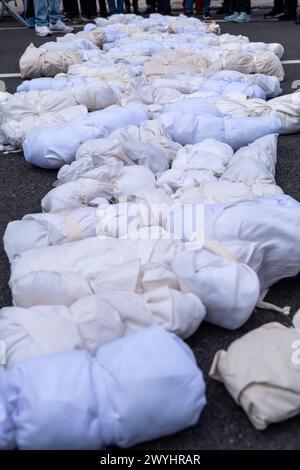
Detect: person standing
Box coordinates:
(107, 0, 124, 14)
(185, 0, 211, 18)
(278, 0, 298, 20)
(34, 0, 74, 36)
(216, 0, 236, 15)
(63, 0, 108, 21)
(264, 0, 284, 18)
(124, 0, 140, 14)
(224, 0, 251, 22)
(148, 0, 171, 14)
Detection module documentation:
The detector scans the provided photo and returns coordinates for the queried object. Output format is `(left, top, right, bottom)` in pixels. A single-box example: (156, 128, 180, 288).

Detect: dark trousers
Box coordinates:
(150, 0, 171, 14)
(284, 0, 298, 15)
(63, 0, 107, 17)
(270, 0, 297, 14)
(124, 0, 139, 10)
(235, 0, 251, 13)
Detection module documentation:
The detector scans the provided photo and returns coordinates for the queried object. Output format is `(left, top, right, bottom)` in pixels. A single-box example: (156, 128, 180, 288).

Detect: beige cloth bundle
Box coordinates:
(143, 50, 209, 82)
(19, 43, 82, 79)
(210, 315, 300, 430)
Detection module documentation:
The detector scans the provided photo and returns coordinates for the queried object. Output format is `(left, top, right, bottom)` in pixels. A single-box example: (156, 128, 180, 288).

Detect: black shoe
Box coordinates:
(278, 13, 296, 21)
(186, 11, 193, 17)
(296, 15, 300, 24)
(144, 7, 155, 14)
(125, 7, 131, 13)
(264, 9, 284, 19)
(202, 12, 212, 20)
(133, 8, 141, 15)
(216, 7, 230, 15)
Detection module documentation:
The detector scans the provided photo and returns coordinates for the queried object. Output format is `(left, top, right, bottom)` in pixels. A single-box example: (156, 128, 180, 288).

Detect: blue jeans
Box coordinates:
(107, 0, 125, 14)
(185, 0, 211, 13)
(34, 0, 61, 26)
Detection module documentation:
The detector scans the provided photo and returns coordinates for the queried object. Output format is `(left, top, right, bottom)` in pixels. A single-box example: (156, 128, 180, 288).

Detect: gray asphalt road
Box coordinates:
(1, 11, 300, 450)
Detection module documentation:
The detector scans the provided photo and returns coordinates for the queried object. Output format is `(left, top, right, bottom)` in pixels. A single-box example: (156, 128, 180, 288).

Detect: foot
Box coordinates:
(133, 8, 141, 15)
(224, 11, 239, 21)
(186, 11, 193, 17)
(232, 12, 251, 22)
(278, 13, 296, 21)
(296, 15, 300, 24)
(202, 12, 212, 20)
(264, 9, 284, 19)
(49, 20, 74, 32)
(35, 25, 52, 36)
(125, 7, 131, 13)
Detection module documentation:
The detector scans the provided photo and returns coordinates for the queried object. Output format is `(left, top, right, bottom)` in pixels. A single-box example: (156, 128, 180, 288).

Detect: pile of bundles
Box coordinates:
(1, 13, 300, 449)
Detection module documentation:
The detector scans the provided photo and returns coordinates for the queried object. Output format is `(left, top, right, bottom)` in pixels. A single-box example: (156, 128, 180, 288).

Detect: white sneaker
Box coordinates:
(49, 20, 74, 33)
(35, 25, 52, 37)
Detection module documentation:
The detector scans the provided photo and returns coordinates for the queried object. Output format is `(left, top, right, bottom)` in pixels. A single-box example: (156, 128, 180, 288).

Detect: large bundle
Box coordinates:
(0, 326, 206, 449)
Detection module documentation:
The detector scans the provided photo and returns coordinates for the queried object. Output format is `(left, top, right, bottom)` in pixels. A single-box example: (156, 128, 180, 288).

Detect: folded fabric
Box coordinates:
(0, 288, 205, 366)
(158, 113, 282, 149)
(210, 317, 300, 429)
(3, 207, 98, 262)
(2, 105, 87, 148)
(23, 104, 148, 169)
(9, 237, 179, 307)
(19, 43, 82, 79)
(56, 27, 107, 47)
(0, 326, 206, 449)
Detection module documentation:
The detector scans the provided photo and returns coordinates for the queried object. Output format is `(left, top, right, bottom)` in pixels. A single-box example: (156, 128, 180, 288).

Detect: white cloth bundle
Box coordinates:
(157, 139, 234, 192)
(9, 237, 179, 307)
(17, 76, 104, 92)
(210, 70, 282, 97)
(42, 164, 171, 213)
(171, 246, 260, 329)
(56, 27, 107, 47)
(167, 17, 220, 34)
(41, 162, 121, 212)
(0, 326, 206, 449)
(204, 199, 300, 291)
(0, 288, 205, 366)
(19, 43, 82, 79)
(2, 105, 87, 148)
(158, 112, 282, 149)
(39, 39, 99, 52)
(9, 234, 261, 330)
(55, 121, 180, 185)
(3, 207, 98, 263)
(210, 318, 300, 429)
(23, 104, 148, 169)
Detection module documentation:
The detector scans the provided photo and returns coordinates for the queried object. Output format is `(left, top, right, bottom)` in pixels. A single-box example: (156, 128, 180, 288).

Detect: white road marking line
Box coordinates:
(281, 60, 300, 64)
(0, 73, 21, 78)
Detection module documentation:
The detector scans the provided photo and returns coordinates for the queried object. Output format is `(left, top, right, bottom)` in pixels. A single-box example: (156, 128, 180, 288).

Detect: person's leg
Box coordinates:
(203, 0, 210, 13)
(124, 0, 131, 12)
(117, 0, 125, 12)
(107, 0, 117, 13)
(284, 0, 297, 16)
(185, 0, 193, 13)
(97, 0, 108, 16)
(63, 0, 80, 18)
(157, 0, 170, 14)
(274, 0, 284, 11)
(80, 0, 97, 17)
(48, 0, 61, 24)
(132, 0, 139, 12)
(33, 0, 49, 26)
